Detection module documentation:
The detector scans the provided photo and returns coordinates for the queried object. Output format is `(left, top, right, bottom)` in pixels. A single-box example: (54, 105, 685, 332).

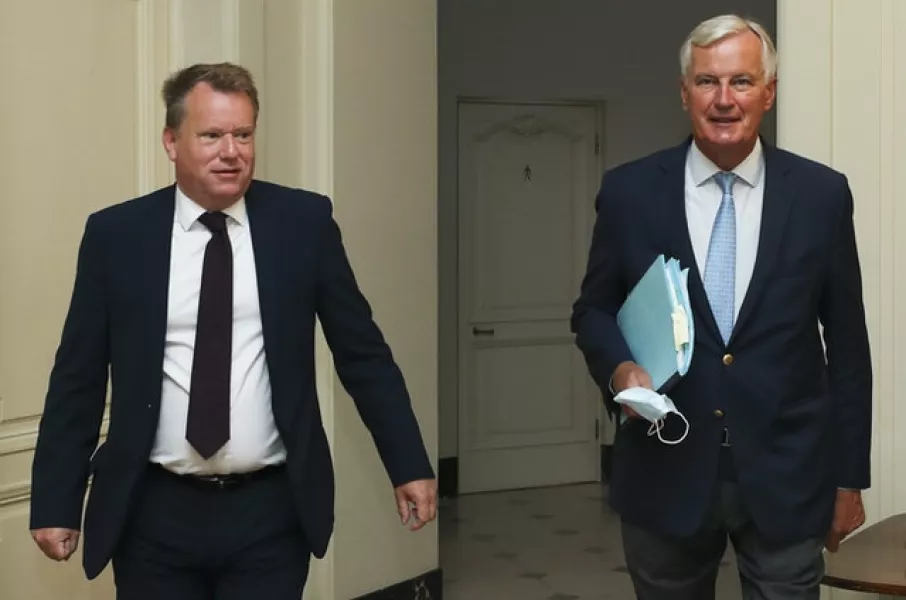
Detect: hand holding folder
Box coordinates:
(616, 254, 695, 393)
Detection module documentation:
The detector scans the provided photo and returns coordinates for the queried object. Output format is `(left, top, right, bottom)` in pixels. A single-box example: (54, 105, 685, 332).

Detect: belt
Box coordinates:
(149, 463, 285, 491)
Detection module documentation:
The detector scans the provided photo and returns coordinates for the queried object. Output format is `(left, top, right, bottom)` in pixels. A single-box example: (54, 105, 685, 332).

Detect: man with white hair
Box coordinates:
(572, 14, 872, 599)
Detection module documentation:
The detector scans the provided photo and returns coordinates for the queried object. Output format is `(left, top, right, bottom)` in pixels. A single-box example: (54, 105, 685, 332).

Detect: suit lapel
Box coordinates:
(730, 145, 796, 341)
(138, 186, 176, 407)
(244, 182, 283, 367)
(658, 142, 724, 345)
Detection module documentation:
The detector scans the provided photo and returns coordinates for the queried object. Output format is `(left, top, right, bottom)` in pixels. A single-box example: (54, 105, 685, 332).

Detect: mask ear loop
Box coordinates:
(647, 412, 690, 445)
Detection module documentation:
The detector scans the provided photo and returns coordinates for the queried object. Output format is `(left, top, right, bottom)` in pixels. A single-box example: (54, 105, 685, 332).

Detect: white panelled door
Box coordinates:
(457, 101, 602, 494)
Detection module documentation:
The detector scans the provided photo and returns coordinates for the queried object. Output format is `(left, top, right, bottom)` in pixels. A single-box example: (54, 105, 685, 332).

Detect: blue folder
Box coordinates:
(616, 254, 695, 394)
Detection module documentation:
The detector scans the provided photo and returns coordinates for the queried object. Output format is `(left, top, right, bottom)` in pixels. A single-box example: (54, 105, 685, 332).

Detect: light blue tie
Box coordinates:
(704, 172, 737, 344)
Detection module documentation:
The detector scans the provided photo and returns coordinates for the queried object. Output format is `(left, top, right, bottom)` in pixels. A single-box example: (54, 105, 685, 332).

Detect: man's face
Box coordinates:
(162, 82, 255, 209)
(680, 30, 776, 167)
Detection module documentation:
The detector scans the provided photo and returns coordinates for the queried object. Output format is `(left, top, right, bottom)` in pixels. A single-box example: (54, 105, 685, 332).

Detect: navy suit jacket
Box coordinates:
(571, 139, 872, 542)
(29, 180, 434, 579)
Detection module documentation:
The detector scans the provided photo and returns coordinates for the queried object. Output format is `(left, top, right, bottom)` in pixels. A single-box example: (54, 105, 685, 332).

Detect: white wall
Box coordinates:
(1, 1, 438, 598)
(437, 0, 777, 458)
(778, 2, 906, 599)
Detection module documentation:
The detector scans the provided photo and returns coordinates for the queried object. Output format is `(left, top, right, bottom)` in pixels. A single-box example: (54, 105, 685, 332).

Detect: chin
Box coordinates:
(703, 133, 747, 147)
(215, 179, 249, 193)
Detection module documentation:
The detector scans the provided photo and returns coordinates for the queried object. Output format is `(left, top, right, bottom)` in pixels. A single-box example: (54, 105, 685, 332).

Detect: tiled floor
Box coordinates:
(439, 483, 742, 599)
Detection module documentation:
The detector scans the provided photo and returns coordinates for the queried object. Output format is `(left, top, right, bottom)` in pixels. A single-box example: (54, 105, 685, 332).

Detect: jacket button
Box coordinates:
(714, 409, 724, 418)
(722, 353, 734, 366)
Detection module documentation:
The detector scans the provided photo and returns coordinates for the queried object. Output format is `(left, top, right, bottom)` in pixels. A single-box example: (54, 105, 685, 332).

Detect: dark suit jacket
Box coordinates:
(29, 180, 434, 579)
(571, 139, 872, 543)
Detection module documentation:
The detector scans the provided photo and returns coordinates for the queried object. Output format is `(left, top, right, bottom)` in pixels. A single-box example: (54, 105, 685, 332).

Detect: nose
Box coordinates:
(219, 134, 239, 159)
(715, 82, 734, 108)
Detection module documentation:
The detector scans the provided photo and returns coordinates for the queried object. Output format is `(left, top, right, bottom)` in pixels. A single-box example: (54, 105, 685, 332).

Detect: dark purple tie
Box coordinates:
(186, 211, 232, 459)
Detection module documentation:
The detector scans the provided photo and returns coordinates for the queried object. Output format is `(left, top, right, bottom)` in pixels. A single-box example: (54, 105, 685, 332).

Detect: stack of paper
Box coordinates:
(616, 254, 695, 393)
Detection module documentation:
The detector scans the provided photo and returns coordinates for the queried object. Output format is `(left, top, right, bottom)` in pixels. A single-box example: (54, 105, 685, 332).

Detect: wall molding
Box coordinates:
(221, 0, 241, 62)
(0, 415, 42, 457)
(0, 414, 109, 457)
(0, 482, 31, 507)
(135, 0, 157, 195)
(167, 0, 184, 70)
(298, 0, 335, 196)
(295, 1, 336, 597)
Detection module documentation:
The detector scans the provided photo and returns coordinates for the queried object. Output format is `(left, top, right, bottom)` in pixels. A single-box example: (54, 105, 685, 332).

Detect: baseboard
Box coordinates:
(601, 444, 613, 483)
(438, 456, 458, 497)
(441, 452, 607, 493)
(352, 568, 443, 599)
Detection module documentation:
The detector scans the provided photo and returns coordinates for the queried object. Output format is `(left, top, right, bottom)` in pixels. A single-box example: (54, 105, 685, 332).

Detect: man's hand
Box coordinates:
(825, 490, 866, 552)
(394, 479, 438, 531)
(31, 527, 81, 562)
(612, 361, 653, 419)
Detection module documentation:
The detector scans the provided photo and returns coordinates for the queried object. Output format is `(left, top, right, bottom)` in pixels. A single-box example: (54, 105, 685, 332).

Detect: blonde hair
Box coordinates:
(680, 14, 777, 81)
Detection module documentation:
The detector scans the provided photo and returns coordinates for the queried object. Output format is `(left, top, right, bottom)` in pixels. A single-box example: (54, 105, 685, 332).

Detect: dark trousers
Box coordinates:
(112, 464, 311, 600)
(621, 451, 825, 600)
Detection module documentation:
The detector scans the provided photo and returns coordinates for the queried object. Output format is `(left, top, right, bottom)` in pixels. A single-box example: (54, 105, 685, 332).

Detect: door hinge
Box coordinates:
(594, 133, 600, 156)
(595, 418, 600, 440)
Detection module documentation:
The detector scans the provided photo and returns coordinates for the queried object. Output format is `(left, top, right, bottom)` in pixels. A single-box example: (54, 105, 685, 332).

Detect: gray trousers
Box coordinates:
(621, 481, 825, 600)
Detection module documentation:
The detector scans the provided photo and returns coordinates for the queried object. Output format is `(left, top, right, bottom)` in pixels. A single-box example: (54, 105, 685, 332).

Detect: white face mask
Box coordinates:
(613, 387, 689, 445)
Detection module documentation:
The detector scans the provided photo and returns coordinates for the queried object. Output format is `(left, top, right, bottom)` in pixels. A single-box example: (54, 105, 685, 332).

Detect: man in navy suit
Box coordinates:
(572, 15, 871, 600)
(29, 62, 436, 599)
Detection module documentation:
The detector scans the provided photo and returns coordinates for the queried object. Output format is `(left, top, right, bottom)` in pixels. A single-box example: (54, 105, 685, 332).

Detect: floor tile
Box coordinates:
(440, 483, 744, 599)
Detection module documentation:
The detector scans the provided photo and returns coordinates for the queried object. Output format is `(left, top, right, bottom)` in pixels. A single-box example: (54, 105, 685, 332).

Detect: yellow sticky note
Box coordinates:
(671, 307, 689, 350)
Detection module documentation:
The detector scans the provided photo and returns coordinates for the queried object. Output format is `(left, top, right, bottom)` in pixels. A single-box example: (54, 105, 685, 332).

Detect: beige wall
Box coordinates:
(331, 1, 439, 595)
(0, 1, 438, 598)
(264, 1, 439, 597)
(0, 1, 169, 597)
(778, 1, 906, 600)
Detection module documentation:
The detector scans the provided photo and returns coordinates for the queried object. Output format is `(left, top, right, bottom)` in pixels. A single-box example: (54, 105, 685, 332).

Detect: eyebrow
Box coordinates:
(693, 72, 759, 80)
(198, 125, 255, 133)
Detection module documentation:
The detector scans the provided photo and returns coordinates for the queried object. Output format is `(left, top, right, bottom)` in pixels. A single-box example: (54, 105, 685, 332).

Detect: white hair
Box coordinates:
(680, 14, 777, 82)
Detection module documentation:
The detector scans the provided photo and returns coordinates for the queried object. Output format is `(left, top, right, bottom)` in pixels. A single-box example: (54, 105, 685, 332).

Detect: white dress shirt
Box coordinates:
(685, 139, 765, 319)
(149, 187, 286, 475)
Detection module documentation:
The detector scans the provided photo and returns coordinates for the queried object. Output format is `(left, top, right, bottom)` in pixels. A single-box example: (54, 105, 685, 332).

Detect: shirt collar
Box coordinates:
(688, 137, 764, 189)
(175, 185, 247, 232)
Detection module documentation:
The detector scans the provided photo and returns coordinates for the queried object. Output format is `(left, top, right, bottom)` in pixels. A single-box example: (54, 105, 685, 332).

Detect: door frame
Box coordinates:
(451, 97, 608, 492)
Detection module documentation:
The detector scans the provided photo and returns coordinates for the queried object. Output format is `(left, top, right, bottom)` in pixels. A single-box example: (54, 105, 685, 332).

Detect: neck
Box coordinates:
(694, 137, 756, 172)
(177, 183, 242, 212)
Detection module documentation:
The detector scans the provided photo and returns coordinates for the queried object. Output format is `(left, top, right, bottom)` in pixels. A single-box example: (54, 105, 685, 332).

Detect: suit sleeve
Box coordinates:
(314, 202, 434, 487)
(30, 214, 110, 530)
(818, 177, 873, 490)
(571, 173, 635, 416)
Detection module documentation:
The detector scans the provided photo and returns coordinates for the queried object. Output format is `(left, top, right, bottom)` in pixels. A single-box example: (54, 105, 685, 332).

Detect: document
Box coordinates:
(616, 254, 694, 393)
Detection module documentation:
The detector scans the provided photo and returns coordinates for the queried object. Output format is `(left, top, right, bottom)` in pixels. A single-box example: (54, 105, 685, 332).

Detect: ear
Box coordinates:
(764, 77, 778, 111)
(162, 128, 178, 162)
(679, 76, 690, 112)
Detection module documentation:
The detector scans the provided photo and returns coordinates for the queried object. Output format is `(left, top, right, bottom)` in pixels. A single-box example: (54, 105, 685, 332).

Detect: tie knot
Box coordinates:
(713, 171, 736, 195)
(198, 211, 228, 233)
